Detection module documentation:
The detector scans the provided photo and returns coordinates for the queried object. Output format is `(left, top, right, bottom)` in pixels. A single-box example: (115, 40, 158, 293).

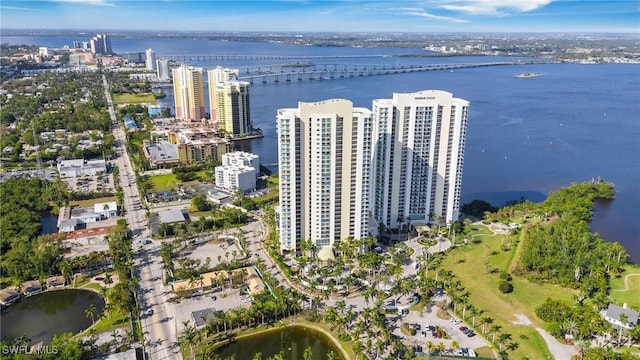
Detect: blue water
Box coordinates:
(4, 36, 639, 261)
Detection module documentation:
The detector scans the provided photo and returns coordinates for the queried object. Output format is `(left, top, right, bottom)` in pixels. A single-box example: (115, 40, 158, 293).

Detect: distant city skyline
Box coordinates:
(1, 0, 638, 33)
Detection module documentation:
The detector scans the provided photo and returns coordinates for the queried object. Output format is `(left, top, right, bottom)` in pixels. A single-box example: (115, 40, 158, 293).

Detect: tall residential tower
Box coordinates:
(276, 90, 470, 253)
(172, 65, 205, 121)
(277, 99, 373, 254)
(371, 90, 469, 228)
(207, 66, 251, 137)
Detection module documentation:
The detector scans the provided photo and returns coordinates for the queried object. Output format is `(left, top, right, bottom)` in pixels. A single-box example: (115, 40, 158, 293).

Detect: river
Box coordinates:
(3, 35, 639, 261)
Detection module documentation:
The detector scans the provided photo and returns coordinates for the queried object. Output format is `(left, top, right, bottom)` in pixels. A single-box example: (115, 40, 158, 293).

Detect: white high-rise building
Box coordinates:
(277, 99, 373, 254)
(371, 90, 469, 229)
(156, 59, 170, 81)
(145, 49, 156, 71)
(90, 33, 112, 55)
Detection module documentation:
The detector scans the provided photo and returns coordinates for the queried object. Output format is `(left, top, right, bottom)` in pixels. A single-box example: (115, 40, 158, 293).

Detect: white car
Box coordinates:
(145, 308, 153, 316)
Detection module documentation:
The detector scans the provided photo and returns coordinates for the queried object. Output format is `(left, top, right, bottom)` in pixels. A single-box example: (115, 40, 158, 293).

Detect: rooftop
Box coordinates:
(157, 209, 187, 224)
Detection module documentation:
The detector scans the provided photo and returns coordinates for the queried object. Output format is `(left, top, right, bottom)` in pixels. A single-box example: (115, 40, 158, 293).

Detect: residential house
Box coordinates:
(604, 303, 639, 330)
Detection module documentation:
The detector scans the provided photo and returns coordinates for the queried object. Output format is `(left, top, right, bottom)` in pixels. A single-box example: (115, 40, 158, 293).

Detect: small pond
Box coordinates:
(0, 289, 105, 345)
(212, 326, 344, 360)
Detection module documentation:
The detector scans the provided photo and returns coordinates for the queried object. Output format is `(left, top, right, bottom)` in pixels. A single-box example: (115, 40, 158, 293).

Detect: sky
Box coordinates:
(1, 0, 639, 33)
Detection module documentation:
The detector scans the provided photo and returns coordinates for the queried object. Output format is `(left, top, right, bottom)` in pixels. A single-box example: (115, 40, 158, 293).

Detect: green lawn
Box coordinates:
(89, 308, 130, 334)
(609, 265, 640, 309)
(69, 196, 117, 207)
(113, 93, 157, 104)
(442, 225, 575, 359)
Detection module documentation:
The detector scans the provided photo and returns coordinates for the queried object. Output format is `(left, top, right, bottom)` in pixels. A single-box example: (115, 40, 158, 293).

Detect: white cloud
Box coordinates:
(0, 5, 38, 11)
(435, 0, 554, 16)
(49, 0, 116, 6)
(398, 7, 468, 23)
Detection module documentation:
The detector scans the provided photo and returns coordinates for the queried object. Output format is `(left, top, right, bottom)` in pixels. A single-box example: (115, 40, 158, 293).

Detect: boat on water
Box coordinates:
(515, 72, 543, 78)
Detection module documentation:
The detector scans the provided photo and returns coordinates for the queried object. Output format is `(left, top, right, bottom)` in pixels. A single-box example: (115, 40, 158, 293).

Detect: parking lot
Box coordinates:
(63, 173, 115, 193)
(391, 299, 488, 355)
(177, 235, 245, 268)
(171, 288, 252, 332)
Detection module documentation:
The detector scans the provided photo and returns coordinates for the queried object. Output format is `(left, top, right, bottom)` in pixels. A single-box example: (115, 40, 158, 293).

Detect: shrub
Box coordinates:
(498, 280, 513, 293)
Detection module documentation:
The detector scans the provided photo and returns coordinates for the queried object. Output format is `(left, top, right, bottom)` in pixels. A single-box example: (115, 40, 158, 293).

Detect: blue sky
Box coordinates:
(1, 0, 639, 33)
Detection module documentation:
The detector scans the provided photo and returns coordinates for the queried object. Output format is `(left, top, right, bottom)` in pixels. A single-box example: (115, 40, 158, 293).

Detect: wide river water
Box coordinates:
(4, 36, 640, 261)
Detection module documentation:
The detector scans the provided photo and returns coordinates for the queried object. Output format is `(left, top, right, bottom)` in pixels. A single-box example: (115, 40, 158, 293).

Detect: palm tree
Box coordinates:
(618, 313, 628, 347)
(436, 342, 446, 354)
(85, 303, 98, 325)
(426, 340, 435, 355)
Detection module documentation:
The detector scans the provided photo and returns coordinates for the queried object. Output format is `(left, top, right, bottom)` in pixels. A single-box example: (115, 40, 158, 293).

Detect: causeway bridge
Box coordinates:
(234, 60, 555, 84)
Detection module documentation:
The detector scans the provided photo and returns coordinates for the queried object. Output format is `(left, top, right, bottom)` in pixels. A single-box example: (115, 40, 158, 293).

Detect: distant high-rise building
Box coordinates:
(172, 64, 205, 121)
(207, 66, 251, 136)
(73, 41, 81, 49)
(145, 49, 156, 71)
(90, 33, 112, 55)
(125, 52, 145, 64)
(156, 59, 170, 81)
(371, 90, 469, 228)
(277, 99, 373, 253)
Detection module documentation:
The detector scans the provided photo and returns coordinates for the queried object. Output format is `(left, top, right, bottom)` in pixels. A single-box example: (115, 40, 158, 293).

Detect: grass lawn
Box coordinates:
(113, 93, 157, 104)
(609, 265, 640, 308)
(147, 173, 201, 192)
(69, 196, 117, 207)
(442, 224, 575, 359)
(89, 309, 130, 334)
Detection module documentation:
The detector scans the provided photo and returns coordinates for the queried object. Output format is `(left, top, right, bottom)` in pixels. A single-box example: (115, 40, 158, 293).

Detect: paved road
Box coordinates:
(102, 74, 181, 360)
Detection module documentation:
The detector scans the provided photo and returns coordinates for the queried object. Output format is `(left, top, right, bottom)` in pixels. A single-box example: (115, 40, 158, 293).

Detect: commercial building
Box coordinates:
(277, 99, 373, 254)
(156, 59, 170, 81)
(370, 90, 469, 228)
(90, 33, 112, 55)
(142, 141, 179, 168)
(215, 164, 256, 193)
(145, 49, 156, 71)
(57, 159, 106, 178)
(208, 66, 251, 136)
(172, 65, 205, 121)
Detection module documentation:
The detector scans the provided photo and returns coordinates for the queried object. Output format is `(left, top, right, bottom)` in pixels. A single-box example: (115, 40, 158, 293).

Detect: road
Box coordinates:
(102, 74, 182, 360)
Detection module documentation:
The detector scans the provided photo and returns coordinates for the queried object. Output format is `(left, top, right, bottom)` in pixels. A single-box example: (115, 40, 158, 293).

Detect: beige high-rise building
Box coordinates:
(207, 66, 251, 136)
(172, 65, 205, 121)
(277, 99, 373, 254)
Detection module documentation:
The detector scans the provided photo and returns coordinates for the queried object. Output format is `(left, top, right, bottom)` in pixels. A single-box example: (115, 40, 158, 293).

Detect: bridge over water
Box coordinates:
(235, 60, 555, 84)
(159, 54, 391, 61)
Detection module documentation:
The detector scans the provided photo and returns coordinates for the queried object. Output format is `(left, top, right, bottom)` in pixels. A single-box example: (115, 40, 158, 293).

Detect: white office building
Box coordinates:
(222, 151, 259, 174)
(277, 99, 373, 253)
(215, 165, 256, 193)
(145, 49, 156, 71)
(371, 90, 469, 229)
(57, 159, 107, 178)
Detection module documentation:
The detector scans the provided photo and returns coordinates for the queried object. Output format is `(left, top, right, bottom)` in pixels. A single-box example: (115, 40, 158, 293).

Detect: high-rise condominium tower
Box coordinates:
(145, 49, 156, 71)
(90, 33, 112, 55)
(172, 65, 205, 121)
(277, 99, 373, 253)
(156, 59, 170, 82)
(371, 90, 469, 228)
(207, 66, 251, 136)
